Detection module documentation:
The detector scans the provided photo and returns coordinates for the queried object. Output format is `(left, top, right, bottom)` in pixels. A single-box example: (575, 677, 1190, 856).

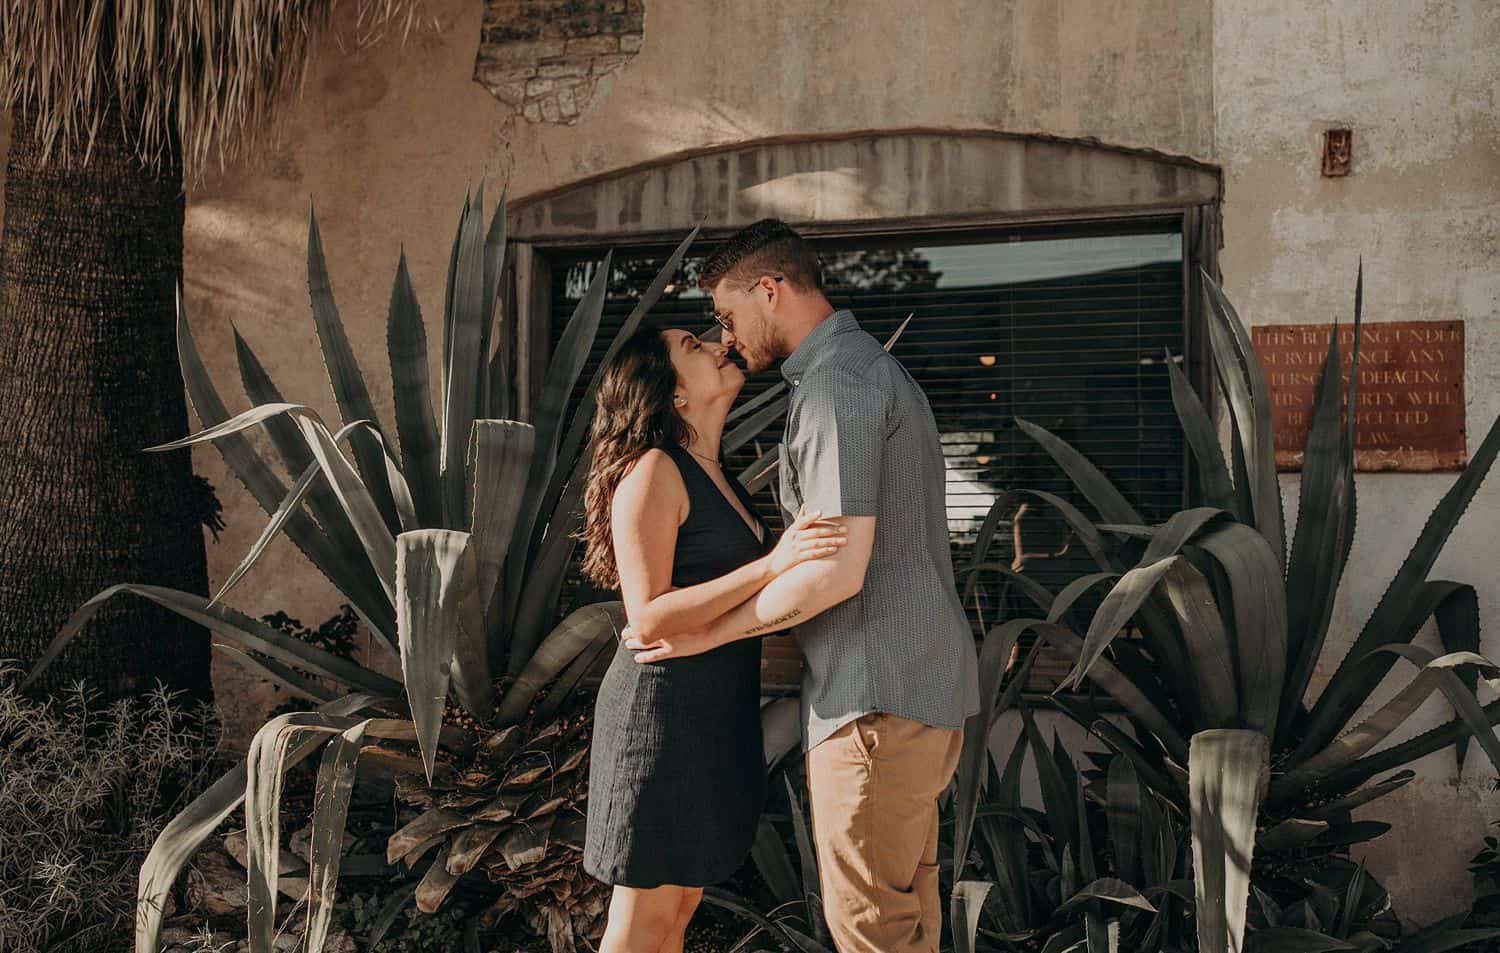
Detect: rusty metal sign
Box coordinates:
(1251, 320, 1466, 472)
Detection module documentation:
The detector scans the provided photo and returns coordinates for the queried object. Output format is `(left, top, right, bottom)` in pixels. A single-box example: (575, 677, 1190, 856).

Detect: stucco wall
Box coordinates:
(1214, 0, 1500, 924)
(495, 0, 1216, 193)
(2, 0, 1497, 925)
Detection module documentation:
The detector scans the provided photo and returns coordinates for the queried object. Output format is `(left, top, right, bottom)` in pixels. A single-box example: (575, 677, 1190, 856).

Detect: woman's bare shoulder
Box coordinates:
(614, 448, 688, 513)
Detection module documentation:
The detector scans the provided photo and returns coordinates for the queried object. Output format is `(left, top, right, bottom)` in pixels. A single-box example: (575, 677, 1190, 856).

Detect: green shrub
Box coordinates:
(0, 667, 219, 953)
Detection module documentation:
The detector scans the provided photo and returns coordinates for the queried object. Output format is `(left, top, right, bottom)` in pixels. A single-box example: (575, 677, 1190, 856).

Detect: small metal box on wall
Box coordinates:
(1323, 128, 1353, 177)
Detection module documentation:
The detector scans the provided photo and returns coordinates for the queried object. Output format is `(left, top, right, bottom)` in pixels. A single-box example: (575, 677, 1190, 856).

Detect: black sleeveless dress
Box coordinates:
(583, 443, 774, 888)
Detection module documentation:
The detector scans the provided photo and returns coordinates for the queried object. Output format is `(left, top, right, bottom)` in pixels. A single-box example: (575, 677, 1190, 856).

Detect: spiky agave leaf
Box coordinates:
(1106, 756, 1144, 884)
(1039, 622, 1188, 762)
(501, 252, 612, 665)
(1076, 510, 1227, 721)
(1189, 730, 1268, 953)
(1320, 695, 1500, 798)
(208, 418, 416, 611)
(214, 643, 339, 705)
(1165, 346, 1236, 514)
(1200, 270, 1284, 568)
(307, 209, 404, 535)
(1433, 585, 1482, 771)
(174, 293, 396, 641)
(1056, 695, 1183, 803)
(738, 441, 786, 495)
(1063, 556, 1182, 693)
(540, 227, 701, 526)
(304, 722, 369, 953)
(530, 632, 613, 725)
(450, 540, 494, 721)
(997, 463, 1194, 692)
(702, 886, 836, 953)
(1302, 405, 1500, 759)
(1021, 706, 1078, 852)
(1272, 646, 1500, 803)
(1015, 416, 1142, 526)
(1058, 879, 1156, 917)
(397, 530, 471, 781)
(1052, 505, 1289, 744)
(245, 713, 362, 953)
(132, 693, 380, 953)
(954, 617, 1042, 885)
(467, 420, 535, 627)
(1377, 645, 1500, 775)
(1158, 560, 1237, 729)
(1280, 301, 1357, 744)
(1293, 771, 1415, 822)
(479, 189, 509, 421)
(247, 713, 452, 953)
(1301, 413, 1500, 758)
(1192, 521, 1287, 739)
(144, 399, 400, 602)
(25, 583, 401, 697)
(988, 738, 1036, 933)
(441, 184, 491, 530)
(749, 815, 800, 906)
(387, 249, 444, 527)
(952, 881, 996, 953)
(783, 773, 829, 944)
(496, 602, 624, 725)
(231, 323, 389, 605)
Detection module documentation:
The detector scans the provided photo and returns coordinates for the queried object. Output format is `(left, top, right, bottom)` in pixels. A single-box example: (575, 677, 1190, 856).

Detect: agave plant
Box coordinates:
(954, 266, 1500, 953)
(712, 754, 834, 952)
(1240, 855, 1491, 953)
(20, 186, 814, 953)
(950, 704, 1195, 953)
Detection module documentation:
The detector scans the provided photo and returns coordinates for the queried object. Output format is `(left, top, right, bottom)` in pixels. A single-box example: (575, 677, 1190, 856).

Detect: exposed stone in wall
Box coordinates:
(474, 0, 644, 124)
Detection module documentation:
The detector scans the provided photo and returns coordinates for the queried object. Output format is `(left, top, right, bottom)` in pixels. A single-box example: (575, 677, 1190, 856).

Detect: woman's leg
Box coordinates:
(599, 883, 687, 953)
(657, 886, 704, 953)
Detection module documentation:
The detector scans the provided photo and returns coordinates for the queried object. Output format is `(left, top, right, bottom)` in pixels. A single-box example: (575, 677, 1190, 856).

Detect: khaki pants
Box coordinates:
(805, 712, 964, 953)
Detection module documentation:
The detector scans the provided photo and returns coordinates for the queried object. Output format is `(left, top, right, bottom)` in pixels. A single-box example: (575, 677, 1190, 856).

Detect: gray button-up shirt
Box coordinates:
(778, 309, 981, 752)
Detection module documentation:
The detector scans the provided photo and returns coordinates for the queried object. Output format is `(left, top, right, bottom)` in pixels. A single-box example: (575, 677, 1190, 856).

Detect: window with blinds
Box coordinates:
(544, 224, 1188, 694)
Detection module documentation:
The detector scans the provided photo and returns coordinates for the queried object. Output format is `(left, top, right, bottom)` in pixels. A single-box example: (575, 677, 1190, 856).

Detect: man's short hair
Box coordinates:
(698, 218, 823, 294)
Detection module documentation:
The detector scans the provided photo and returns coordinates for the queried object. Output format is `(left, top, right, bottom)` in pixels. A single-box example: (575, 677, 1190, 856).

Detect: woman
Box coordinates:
(578, 325, 845, 953)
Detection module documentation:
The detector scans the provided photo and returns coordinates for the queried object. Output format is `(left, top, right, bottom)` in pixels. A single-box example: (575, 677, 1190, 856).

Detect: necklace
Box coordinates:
(685, 445, 720, 467)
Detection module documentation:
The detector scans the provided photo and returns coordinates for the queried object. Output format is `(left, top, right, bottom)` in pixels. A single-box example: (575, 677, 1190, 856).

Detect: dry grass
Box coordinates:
(0, 0, 433, 176)
(0, 664, 221, 953)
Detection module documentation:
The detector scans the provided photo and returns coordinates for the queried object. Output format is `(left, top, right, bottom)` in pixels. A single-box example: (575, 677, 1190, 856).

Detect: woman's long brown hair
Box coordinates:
(577, 326, 694, 590)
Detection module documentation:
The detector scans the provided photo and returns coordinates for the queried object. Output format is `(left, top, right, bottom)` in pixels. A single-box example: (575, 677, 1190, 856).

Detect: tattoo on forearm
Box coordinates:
(743, 608, 801, 636)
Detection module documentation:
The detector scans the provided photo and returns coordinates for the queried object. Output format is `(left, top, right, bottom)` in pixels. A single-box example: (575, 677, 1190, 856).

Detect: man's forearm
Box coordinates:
(627, 554, 774, 639)
(709, 558, 857, 646)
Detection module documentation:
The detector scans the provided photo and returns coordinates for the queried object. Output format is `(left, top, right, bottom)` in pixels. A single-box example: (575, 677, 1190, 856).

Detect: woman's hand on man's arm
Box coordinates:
(614, 462, 847, 643)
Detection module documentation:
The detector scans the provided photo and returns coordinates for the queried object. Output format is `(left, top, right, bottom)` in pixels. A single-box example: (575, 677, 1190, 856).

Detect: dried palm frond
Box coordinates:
(0, 0, 433, 176)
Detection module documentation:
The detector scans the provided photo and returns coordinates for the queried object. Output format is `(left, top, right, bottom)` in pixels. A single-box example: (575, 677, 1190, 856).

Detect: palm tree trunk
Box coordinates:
(0, 98, 211, 700)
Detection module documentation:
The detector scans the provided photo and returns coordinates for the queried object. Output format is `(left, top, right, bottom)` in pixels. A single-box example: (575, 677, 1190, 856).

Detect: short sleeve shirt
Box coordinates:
(778, 310, 981, 751)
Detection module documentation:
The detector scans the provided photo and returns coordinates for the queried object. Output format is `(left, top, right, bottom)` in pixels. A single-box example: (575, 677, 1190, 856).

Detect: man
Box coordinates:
(624, 218, 980, 953)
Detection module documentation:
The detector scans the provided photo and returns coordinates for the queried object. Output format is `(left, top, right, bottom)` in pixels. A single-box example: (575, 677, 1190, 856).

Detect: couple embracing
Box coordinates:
(577, 219, 981, 953)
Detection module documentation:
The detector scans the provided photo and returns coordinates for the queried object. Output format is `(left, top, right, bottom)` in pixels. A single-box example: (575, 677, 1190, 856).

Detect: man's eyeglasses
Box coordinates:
(712, 275, 783, 334)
